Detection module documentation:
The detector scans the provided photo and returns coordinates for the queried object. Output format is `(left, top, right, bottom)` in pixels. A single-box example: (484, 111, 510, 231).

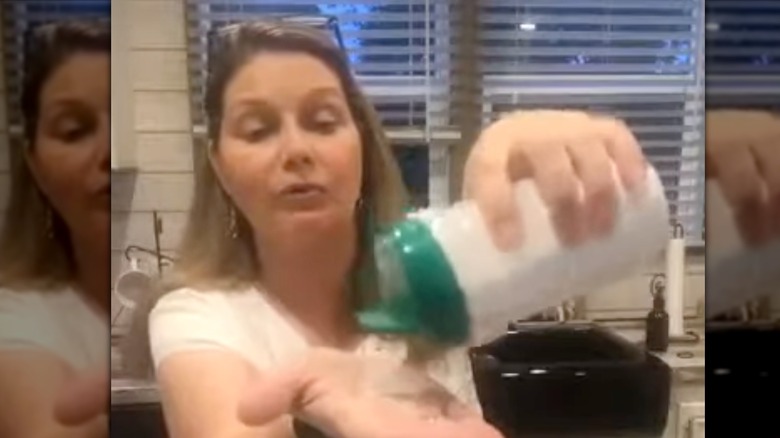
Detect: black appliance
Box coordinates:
(470, 323, 671, 438)
(706, 322, 779, 438)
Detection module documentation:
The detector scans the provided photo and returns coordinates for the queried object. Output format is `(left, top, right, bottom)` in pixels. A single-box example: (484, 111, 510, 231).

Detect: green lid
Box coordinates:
(357, 218, 471, 345)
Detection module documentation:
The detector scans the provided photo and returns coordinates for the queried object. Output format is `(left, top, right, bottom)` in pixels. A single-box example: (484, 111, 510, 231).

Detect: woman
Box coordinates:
(0, 20, 109, 438)
(128, 21, 652, 438)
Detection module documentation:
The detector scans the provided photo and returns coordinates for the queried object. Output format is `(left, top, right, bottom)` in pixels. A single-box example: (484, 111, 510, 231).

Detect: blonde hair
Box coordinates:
(123, 20, 410, 376)
(0, 20, 109, 290)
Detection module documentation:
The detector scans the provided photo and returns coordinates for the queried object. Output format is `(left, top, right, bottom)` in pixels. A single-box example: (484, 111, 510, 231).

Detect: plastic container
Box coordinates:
(358, 165, 670, 346)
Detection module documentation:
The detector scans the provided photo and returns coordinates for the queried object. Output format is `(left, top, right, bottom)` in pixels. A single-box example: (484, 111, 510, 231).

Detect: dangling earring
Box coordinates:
(227, 204, 238, 239)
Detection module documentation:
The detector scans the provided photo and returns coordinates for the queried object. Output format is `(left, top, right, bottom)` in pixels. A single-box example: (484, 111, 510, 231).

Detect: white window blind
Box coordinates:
(479, 0, 705, 245)
(0, 0, 109, 136)
(706, 0, 780, 109)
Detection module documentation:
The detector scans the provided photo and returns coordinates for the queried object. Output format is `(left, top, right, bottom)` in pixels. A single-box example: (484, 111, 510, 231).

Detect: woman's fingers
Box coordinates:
(527, 143, 584, 246)
(463, 140, 524, 251)
(706, 109, 780, 245)
(463, 111, 649, 252)
(566, 140, 617, 239)
(752, 133, 780, 236)
(53, 369, 108, 426)
(711, 141, 769, 245)
(596, 117, 648, 192)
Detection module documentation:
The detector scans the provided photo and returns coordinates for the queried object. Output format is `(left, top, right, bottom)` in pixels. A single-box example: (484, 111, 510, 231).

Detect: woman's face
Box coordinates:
(27, 52, 110, 246)
(213, 52, 362, 244)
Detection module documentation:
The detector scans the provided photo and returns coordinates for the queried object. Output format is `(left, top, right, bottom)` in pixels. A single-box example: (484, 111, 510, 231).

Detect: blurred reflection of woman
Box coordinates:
(706, 109, 780, 245)
(125, 21, 653, 438)
(0, 20, 109, 438)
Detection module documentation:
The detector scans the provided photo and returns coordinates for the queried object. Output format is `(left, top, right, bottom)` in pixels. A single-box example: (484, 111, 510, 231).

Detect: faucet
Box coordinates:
(739, 297, 772, 322)
(555, 299, 581, 322)
(523, 298, 583, 323)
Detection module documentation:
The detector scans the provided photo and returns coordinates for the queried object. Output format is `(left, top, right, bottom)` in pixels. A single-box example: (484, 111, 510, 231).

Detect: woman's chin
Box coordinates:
(280, 208, 346, 229)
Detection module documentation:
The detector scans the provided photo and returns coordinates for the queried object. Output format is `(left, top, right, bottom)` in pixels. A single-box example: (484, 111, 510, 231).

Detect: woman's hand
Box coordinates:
(706, 110, 780, 245)
(53, 369, 108, 429)
(238, 349, 502, 438)
(463, 110, 648, 251)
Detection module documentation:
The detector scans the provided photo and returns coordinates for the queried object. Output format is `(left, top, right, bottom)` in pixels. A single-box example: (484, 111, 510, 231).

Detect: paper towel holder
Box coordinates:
(650, 273, 666, 298)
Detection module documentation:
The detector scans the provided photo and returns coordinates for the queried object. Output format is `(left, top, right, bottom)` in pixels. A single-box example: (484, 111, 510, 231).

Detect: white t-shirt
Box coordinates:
(149, 287, 481, 409)
(0, 287, 108, 371)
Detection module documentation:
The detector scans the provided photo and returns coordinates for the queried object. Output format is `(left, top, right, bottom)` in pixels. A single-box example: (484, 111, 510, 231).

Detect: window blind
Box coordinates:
(0, 0, 110, 136)
(706, 0, 780, 110)
(479, 0, 705, 245)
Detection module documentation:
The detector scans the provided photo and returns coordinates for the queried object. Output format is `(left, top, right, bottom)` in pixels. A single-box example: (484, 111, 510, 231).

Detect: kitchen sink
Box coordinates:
(470, 323, 671, 438)
(111, 378, 167, 438)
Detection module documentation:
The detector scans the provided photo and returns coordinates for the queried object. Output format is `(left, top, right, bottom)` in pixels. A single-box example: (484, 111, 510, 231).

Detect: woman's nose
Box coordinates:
(279, 122, 314, 167)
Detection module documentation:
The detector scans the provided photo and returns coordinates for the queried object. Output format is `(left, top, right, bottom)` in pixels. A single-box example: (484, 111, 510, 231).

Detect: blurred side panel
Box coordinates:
(0, 1, 110, 437)
(705, 1, 780, 437)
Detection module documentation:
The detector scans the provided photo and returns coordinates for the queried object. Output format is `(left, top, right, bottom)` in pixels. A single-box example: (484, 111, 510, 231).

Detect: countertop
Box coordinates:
(110, 320, 706, 406)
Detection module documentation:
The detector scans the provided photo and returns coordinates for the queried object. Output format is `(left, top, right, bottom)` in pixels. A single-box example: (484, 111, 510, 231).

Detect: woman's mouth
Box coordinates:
(278, 183, 328, 206)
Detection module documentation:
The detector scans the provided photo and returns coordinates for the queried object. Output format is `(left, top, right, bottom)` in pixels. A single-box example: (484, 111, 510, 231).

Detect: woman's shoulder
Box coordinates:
(147, 285, 289, 370)
(152, 285, 261, 315)
(149, 285, 277, 336)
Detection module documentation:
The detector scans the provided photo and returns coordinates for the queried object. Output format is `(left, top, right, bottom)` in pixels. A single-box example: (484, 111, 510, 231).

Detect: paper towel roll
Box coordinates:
(665, 232, 686, 337)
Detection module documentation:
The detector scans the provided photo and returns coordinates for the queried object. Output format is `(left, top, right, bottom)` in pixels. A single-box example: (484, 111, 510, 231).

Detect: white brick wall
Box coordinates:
(112, 0, 192, 325)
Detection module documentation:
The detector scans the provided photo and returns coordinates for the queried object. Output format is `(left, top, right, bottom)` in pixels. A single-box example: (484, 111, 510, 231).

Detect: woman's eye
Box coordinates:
(54, 117, 91, 143)
(239, 118, 271, 142)
(311, 110, 340, 133)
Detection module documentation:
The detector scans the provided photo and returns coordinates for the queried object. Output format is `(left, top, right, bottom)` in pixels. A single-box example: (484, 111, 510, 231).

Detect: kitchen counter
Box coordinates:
(607, 321, 705, 370)
(111, 377, 160, 405)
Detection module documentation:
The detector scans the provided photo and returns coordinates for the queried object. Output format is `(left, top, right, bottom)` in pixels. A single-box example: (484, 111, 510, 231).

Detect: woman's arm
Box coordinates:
(0, 350, 105, 438)
(156, 350, 293, 438)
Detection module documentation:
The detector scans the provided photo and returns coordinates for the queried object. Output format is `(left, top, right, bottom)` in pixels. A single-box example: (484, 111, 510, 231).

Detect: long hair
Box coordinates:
(123, 20, 410, 376)
(0, 20, 110, 290)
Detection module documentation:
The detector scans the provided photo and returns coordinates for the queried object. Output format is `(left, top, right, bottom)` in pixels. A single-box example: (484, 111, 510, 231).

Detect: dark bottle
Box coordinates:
(646, 275, 669, 352)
